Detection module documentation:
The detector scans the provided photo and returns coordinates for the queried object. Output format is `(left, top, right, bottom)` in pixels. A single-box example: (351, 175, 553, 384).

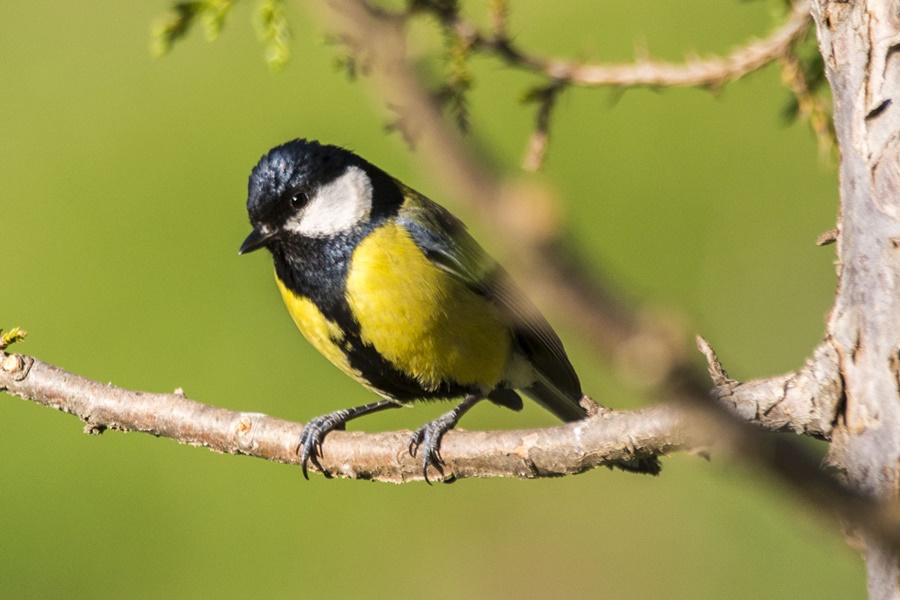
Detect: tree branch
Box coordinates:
(457, 0, 812, 90)
(0, 351, 687, 482)
(6, 347, 900, 552)
(699, 337, 842, 439)
(462, 0, 812, 168)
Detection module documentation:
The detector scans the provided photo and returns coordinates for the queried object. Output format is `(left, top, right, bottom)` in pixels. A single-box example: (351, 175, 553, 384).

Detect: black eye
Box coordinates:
(290, 191, 309, 208)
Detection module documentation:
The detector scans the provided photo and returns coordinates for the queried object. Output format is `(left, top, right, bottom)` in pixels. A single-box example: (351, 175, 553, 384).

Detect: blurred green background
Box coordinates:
(1, 1, 861, 598)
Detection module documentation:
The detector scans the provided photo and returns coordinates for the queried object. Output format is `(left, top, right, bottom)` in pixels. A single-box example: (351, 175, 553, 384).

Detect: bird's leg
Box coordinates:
(299, 399, 402, 479)
(409, 394, 483, 484)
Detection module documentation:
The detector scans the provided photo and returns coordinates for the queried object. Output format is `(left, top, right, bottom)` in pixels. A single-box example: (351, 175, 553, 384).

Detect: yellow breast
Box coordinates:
(275, 276, 362, 384)
(345, 221, 511, 391)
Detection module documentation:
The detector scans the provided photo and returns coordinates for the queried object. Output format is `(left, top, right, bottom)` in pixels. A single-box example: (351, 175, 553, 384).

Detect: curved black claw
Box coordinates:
(298, 400, 403, 479)
(298, 410, 350, 479)
(409, 395, 483, 484)
(409, 411, 461, 485)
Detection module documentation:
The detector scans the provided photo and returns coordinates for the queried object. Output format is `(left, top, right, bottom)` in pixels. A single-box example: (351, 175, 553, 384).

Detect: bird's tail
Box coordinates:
(523, 379, 587, 423)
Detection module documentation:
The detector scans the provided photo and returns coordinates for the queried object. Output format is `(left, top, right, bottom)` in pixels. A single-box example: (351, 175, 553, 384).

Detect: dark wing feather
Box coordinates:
(485, 270, 582, 400)
(395, 185, 583, 416)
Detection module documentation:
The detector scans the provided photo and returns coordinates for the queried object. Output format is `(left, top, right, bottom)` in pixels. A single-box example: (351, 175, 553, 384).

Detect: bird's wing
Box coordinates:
(395, 185, 582, 404)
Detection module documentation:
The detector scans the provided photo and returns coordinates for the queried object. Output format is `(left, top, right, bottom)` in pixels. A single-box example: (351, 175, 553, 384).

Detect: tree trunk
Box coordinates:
(812, 1, 900, 598)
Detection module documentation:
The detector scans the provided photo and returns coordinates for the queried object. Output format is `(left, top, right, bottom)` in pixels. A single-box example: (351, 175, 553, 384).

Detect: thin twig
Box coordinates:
(522, 81, 566, 172)
(457, 0, 811, 89)
(446, 0, 810, 171)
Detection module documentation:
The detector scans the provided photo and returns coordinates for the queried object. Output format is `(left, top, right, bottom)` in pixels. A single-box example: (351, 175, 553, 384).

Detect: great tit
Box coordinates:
(239, 139, 587, 481)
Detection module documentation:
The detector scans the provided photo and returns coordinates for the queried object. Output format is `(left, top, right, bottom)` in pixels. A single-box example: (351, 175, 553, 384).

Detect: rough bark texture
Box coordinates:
(701, 338, 842, 439)
(810, 1, 900, 597)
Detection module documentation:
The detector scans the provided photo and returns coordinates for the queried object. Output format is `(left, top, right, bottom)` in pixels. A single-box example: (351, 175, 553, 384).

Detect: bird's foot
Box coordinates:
(297, 399, 403, 479)
(298, 410, 351, 479)
(409, 394, 483, 484)
(409, 410, 461, 485)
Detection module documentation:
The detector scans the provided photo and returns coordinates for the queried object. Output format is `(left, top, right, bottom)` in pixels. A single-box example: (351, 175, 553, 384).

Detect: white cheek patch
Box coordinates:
(284, 165, 373, 237)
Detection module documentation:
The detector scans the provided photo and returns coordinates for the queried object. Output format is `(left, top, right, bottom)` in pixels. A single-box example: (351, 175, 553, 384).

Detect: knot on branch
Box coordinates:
(697, 336, 843, 439)
(0, 352, 33, 383)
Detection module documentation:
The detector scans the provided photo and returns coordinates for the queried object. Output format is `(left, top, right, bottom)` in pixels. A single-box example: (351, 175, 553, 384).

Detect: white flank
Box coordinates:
(285, 165, 373, 237)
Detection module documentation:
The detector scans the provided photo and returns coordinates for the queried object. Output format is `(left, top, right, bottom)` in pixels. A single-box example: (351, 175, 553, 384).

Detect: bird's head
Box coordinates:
(239, 139, 385, 255)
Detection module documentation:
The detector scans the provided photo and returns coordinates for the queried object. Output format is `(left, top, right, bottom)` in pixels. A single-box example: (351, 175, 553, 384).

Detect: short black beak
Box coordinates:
(239, 226, 276, 255)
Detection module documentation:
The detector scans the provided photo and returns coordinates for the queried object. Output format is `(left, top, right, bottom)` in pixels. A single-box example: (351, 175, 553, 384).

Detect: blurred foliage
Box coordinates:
(151, 1, 233, 56)
(781, 28, 835, 157)
(153, 0, 290, 70)
(255, 0, 292, 70)
(1, 1, 859, 599)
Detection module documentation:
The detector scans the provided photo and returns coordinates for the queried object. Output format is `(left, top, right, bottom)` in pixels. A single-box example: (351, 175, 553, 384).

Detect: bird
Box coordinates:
(239, 138, 588, 482)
